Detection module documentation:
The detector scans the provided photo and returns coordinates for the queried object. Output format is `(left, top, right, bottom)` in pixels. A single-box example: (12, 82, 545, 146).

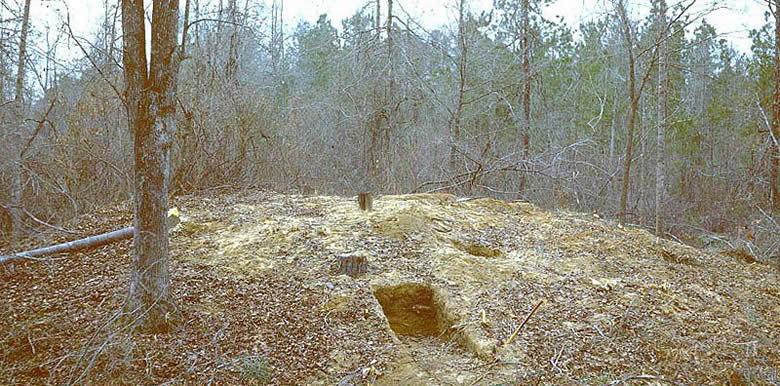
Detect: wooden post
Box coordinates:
(358, 193, 373, 211)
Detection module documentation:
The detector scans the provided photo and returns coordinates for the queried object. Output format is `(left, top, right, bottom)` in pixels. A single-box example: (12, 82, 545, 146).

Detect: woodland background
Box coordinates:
(0, 0, 778, 263)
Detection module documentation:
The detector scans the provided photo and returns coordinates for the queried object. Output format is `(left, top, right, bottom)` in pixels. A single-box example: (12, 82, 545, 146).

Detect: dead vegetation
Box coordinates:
(1, 190, 778, 385)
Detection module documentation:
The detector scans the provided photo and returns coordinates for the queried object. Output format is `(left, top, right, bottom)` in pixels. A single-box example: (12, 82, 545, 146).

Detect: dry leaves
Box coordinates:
(1, 189, 778, 384)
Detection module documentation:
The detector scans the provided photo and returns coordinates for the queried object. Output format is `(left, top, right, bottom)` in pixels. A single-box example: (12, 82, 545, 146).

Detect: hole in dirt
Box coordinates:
(452, 240, 502, 258)
(374, 283, 451, 338)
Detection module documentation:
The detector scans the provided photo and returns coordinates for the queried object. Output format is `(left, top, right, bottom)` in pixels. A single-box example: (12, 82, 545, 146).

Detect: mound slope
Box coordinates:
(1, 191, 777, 384)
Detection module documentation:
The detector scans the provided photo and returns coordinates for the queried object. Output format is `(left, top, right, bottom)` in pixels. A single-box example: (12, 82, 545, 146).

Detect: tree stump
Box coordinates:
(338, 252, 368, 277)
(358, 193, 373, 211)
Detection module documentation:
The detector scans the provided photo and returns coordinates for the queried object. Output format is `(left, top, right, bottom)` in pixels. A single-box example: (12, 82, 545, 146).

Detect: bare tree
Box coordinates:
(616, 0, 659, 223)
(617, 0, 641, 223)
(9, 0, 32, 247)
(656, 0, 667, 235)
(225, 0, 239, 79)
(376, 0, 381, 39)
(772, 0, 780, 212)
(121, 0, 183, 333)
(519, 0, 531, 193)
(271, 0, 284, 75)
(449, 0, 467, 169)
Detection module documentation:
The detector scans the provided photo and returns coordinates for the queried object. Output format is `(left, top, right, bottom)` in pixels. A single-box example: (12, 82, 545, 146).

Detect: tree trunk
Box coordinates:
(376, 0, 381, 40)
(181, 0, 191, 54)
(618, 0, 636, 224)
(225, 0, 239, 79)
(10, 0, 32, 247)
(387, 0, 393, 58)
(366, 0, 382, 192)
(386, 0, 394, 182)
(271, 0, 283, 75)
(655, 0, 667, 236)
(450, 0, 466, 170)
(122, 1, 146, 136)
(772, 0, 780, 213)
(14, 0, 30, 104)
(122, 0, 182, 334)
(519, 0, 531, 195)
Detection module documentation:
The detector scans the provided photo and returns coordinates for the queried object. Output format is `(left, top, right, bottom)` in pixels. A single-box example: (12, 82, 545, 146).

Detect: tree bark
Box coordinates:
(122, 0, 147, 136)
(656, 0, 667, 235)
(122, 0, 182, 333)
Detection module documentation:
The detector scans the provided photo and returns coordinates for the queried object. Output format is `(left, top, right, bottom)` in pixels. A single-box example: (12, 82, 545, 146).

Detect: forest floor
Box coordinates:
(1, 189, 778, 385)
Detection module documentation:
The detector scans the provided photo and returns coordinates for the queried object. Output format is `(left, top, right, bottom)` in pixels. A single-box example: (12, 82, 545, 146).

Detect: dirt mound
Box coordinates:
(1, 190, 778, 384)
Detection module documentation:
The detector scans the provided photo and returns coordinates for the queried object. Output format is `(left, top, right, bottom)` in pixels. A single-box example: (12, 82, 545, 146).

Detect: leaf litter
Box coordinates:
(1, 189, 777, 384)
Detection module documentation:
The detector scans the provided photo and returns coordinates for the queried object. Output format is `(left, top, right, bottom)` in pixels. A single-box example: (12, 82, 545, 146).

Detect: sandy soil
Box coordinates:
(1, 189, 778, 385)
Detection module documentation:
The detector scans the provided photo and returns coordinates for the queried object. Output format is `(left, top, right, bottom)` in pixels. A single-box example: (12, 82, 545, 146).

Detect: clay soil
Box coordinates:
(1, 189, 778, 385)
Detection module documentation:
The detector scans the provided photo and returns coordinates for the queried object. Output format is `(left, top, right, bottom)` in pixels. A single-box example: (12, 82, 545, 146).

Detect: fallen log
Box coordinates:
(0, 208, 180, 265)
(0, 227, 134, 264)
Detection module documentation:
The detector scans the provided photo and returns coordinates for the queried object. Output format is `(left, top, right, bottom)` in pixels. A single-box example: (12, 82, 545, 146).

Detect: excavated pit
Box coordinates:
(374, 283, 451, 338)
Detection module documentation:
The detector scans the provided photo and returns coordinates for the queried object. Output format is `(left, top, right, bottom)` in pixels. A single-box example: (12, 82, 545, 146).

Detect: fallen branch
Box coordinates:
(0, 208, 180, 265)
(502, 299, 543, 346)
(0, 227, 134, 264)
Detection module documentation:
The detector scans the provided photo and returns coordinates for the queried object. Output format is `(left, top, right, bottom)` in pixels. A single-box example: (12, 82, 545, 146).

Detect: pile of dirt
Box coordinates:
(1, 190, 778, 384)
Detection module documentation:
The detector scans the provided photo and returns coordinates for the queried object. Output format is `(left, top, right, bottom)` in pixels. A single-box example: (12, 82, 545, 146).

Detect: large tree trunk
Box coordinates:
(656, 0, 667, 235)
(122, 0, 181, 334)
(122, 0, 147, 135)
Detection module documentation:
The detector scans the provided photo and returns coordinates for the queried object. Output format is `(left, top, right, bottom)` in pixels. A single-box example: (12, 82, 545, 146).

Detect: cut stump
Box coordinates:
(338, 252, 368, 277)
(358, 193, 373, 211)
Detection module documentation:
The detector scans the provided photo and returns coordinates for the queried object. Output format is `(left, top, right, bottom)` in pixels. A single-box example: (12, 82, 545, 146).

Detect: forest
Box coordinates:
(1, 0, 778, 260)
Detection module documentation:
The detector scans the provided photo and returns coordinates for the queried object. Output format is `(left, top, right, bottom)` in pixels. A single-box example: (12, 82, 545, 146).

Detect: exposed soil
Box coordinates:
(1, 189, 778, 385)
